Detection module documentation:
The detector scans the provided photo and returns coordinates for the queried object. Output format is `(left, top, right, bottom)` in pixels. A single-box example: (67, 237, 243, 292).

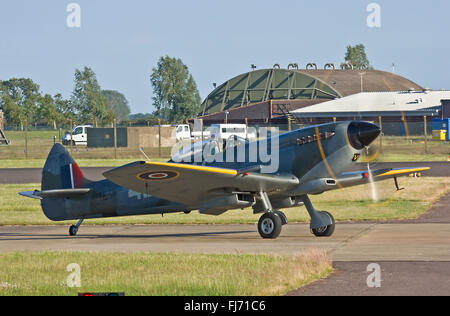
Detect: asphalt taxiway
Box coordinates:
(0, 222, 449, 261)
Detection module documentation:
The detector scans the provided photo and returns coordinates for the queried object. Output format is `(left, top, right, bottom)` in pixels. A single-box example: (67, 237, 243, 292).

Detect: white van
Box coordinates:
(209, 124, 256, 142)
(62, 125, 93, 146)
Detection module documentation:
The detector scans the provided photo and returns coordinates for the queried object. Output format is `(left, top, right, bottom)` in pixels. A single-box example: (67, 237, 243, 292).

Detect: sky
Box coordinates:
(1, 0, 450, 114)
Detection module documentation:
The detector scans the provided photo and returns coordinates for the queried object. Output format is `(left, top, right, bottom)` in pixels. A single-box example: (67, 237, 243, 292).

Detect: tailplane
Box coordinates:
(19, 144, 92, 221)
(41, 143, 90, 190)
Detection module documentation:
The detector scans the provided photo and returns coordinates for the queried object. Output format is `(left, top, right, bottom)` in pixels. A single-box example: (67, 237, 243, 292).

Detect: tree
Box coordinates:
(344, 44, 372, 69)
(102, 90, 131, 122)
(0, 78, 41, 128)
(38, 94, 62, 130)
(71, 67, 109, 126)
(54, 93, 76, 122)
(150, 56, 201, 122)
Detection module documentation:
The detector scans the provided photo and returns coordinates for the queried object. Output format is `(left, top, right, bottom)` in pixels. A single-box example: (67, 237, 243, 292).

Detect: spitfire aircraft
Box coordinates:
(20, 121, 429, 239)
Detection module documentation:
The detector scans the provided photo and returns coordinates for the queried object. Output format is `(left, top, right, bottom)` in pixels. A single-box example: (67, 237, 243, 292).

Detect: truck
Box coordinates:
(175, 124, 211, 141)
(62, 125, 93, 146)
(175, 123, 256, 142)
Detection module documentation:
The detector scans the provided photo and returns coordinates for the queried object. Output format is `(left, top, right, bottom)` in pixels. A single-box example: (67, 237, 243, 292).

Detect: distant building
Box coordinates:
(194, 66, 448, 134)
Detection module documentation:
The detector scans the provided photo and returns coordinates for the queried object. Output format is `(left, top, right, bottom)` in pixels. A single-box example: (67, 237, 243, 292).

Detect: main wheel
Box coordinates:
(258, 212, 282, 239)
(311, 211, 335, 237)
(69, 225, 78, 236)
(274, 210, 288, 225)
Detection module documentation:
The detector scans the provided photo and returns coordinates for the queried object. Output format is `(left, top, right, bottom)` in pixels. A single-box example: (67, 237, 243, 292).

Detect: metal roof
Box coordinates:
(299, 69, 423, 96)
(200, 68, 341, 116)
(292, 90, 449, 117)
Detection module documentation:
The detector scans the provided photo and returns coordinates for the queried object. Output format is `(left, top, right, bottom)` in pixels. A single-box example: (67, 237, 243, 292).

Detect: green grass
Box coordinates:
(0, 250, 332, 296)
(362, 136, 450, 162)
(1, 177, 449, 225)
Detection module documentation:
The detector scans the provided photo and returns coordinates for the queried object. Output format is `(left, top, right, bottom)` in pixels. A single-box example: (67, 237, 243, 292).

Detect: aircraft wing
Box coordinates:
(336, 166, 431, 189)
(103, 161, 299, 206)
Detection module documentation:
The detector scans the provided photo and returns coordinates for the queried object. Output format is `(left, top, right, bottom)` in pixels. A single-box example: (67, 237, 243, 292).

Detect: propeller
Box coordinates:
(363, 133, 401, 206)
(365, 146, 379, 202)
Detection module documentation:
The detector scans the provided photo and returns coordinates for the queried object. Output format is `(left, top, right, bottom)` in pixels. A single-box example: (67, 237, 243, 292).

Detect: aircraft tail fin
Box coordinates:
(41, 144, 91, 191)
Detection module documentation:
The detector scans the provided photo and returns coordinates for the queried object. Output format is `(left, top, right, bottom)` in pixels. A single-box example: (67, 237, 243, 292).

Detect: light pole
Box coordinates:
(359, 72, 366, 93)
(225, 111, 229, 124)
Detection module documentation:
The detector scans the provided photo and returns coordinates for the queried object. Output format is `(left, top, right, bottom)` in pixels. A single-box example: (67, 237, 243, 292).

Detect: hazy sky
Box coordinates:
(1, 0, 449, 114)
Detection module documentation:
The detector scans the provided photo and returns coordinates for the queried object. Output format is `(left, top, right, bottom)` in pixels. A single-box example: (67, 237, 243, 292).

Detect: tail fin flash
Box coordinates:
(42, 144, 89, 190)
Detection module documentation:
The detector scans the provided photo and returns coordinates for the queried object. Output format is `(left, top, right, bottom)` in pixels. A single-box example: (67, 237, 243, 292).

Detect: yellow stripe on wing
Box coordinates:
(145, 162, 238, 175)
(376, 167, 430, 177)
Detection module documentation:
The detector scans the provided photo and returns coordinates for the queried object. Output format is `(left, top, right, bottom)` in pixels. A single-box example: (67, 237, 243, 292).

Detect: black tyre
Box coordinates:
(311, 211, 335, 237)
(69, 225, 78, 236)
(274, 210, 288, 225)
(258, 212, 282, 239)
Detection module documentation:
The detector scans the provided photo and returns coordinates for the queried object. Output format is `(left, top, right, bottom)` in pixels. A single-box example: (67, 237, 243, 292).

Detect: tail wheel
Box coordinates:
(258, 212, 282, 239)
(69, 225, 78, 236)
(311, 211, 335, 237)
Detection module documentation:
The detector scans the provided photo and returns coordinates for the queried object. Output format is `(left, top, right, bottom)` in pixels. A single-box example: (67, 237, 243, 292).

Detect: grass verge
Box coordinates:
(0, 249, 332, 296)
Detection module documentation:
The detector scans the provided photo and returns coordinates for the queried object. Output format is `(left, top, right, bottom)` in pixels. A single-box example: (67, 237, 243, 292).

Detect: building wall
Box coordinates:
(442, 99, 450, 118)
(86, 126, 177, 148)
(127, 126, 176, 148)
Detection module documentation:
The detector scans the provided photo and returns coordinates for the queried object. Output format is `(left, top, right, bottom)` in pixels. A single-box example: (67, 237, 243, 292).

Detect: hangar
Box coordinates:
(196, 65, 450, 134)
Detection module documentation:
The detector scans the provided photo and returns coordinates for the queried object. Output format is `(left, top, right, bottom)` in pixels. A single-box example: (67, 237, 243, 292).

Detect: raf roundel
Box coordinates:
(138, 171, 179, 181)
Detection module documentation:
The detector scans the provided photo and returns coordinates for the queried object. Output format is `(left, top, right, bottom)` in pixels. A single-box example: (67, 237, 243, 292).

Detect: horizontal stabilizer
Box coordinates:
(19, 188, 92, 200)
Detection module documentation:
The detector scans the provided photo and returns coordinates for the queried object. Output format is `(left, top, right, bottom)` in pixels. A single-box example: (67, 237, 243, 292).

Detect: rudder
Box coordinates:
(42, 144, 89, 191)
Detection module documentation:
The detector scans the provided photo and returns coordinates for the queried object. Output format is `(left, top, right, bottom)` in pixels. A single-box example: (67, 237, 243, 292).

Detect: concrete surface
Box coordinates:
(0, 223, 449, 262)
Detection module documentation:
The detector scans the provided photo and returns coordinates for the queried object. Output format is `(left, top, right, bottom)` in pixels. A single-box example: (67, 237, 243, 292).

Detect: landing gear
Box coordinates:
(69, 218, 84, 236)
(258, 212, 282, 239)
(256, 191, 286, 239)
(274, 210, 288, 225)
(311, 211, 335, 237)
(299, 195, 336, 237)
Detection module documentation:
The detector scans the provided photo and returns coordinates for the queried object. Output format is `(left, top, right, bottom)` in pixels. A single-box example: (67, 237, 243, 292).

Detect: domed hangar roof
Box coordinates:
(300, 69, 423, 97)
(200, 68, 342, 116)
(199, 68, 423, 116)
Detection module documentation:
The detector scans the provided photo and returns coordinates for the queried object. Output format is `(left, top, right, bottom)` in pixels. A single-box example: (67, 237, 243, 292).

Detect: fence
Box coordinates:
(0, 117, 448, 162)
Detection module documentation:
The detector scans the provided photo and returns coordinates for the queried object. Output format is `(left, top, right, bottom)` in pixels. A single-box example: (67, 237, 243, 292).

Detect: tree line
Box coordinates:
(0, 67, 132, 130)
(0, 55, 203, 130)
